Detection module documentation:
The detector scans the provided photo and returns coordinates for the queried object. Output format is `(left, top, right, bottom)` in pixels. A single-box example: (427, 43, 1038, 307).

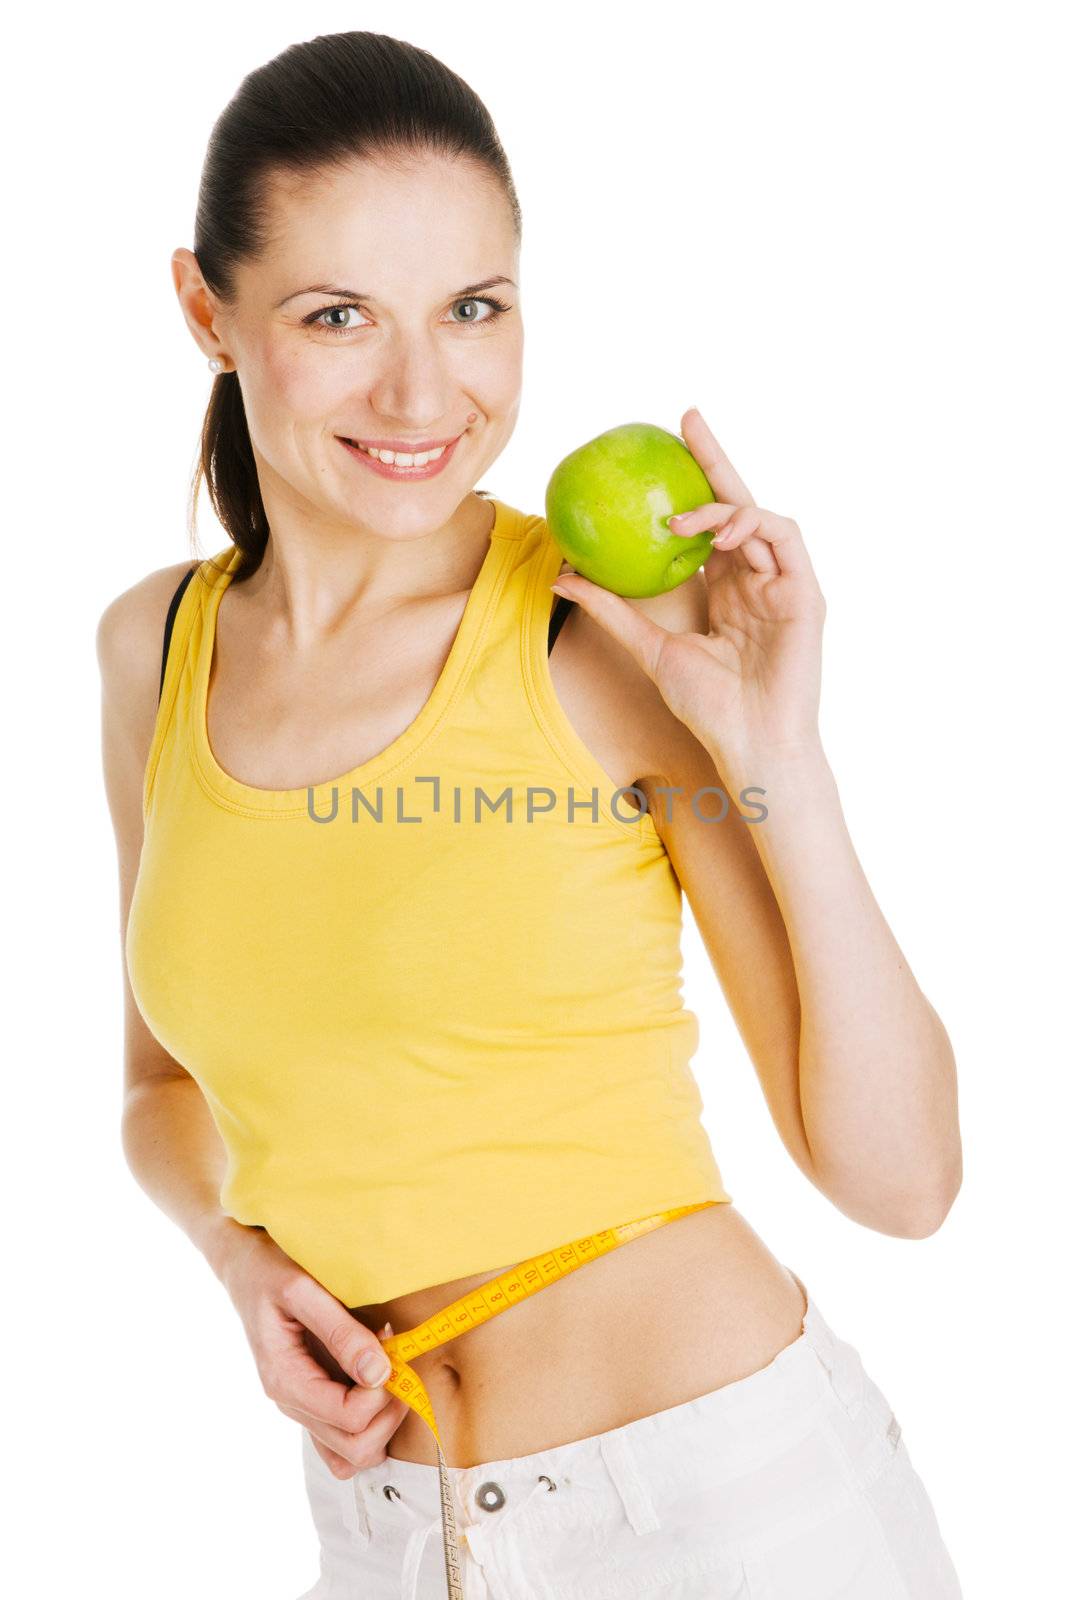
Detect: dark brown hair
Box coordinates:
(189, 31, 521, 581)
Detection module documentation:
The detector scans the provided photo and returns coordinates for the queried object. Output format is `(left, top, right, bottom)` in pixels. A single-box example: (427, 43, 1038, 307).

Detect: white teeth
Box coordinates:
(355, 441, 448, 466)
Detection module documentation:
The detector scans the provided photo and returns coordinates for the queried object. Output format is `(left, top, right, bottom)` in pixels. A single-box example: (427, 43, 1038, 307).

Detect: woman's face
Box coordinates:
(192, 152, 522, 538)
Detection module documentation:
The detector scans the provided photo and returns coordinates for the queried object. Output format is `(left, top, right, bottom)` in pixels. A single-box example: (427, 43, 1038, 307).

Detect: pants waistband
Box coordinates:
(345, 1266, 868, 1540)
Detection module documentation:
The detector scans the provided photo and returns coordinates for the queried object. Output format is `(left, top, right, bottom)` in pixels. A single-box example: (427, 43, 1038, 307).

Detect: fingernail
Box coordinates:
(669, 513, 689, 529)
(550, 583, 573, 597)
(357, 1350, 392, 1386)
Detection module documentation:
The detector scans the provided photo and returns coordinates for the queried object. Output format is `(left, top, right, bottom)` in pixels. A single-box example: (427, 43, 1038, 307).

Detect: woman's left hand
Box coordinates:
(550, 407, 827, 762)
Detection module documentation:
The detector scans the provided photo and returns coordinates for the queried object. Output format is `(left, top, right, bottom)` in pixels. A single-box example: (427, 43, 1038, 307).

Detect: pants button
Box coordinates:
(474, 1480, 506, 1511)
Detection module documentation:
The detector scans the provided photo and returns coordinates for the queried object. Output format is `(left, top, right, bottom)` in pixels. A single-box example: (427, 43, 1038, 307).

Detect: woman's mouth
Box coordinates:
(337, 432, 464, 480)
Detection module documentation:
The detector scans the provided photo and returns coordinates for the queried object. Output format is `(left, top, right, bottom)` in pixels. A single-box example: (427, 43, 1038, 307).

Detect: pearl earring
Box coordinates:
(208, 357, 224, 374)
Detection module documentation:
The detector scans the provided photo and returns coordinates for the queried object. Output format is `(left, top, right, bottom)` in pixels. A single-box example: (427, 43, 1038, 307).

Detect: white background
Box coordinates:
(4, 2, 1063, 1595)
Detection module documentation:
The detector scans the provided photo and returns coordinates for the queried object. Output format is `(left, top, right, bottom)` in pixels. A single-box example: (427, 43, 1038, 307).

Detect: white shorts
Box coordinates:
(297, 1274, 963, 1599)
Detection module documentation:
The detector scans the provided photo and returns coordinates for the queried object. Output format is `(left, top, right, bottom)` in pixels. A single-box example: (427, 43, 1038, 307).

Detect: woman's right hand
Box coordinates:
(219, 1226, 409, 1479)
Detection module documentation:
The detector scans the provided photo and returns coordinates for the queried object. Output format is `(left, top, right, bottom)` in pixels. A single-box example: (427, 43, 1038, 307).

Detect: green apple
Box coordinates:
(544, 422, 716, 597)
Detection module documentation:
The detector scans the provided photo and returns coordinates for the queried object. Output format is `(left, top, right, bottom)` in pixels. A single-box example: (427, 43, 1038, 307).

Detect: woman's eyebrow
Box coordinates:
(276, 275, 516, 308)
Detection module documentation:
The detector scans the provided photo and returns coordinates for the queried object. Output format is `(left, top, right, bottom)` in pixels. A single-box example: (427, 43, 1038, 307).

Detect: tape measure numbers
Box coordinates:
(374, 1200, 719, 1600)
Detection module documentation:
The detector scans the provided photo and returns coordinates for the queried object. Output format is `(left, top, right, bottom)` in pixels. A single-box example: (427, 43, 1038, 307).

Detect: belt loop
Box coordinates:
(598, 1430, 661, 1536)
(802, 1304, 867, 1415)
(344, 1470, 373, 1546)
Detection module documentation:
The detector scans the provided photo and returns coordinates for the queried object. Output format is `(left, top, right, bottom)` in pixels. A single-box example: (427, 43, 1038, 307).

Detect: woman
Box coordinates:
(98, 30, 964, 1600)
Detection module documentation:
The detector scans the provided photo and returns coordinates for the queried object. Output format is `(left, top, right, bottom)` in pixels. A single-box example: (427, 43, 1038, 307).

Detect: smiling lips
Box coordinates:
(338, 432, 464, 478)
(351, 433, 460, 458)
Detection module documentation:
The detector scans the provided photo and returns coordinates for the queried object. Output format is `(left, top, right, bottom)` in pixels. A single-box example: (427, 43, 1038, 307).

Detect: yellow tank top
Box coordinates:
(126, 496, 731, 1308)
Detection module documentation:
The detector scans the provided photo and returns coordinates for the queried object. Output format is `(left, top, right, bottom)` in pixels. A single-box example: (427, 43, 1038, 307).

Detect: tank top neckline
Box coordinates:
(190, 495, 523, 817)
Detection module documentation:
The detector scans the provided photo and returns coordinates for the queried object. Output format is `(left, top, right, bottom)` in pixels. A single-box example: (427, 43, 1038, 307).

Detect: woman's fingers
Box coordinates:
(671, 501, 817, 581)
(256, 1328, 376, 1428)
(669, 501, 735, 538)
(221, 1237, 408, 1476)
(315, 1440, 356, 1478)
(303, 1429, 359, 1479)
(278, 1393, 410, 1477)
(254, 1277, 396, 1434)
(284, 1272, 394, 1392)
(680, 409, 758, 507)
(277, 1384, 398, 1445)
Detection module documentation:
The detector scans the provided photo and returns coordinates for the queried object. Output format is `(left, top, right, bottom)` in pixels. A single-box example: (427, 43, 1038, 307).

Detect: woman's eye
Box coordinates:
(307, 296, 508, 336)
(450, 296, 498, 325)
(313, 305, 370, 333)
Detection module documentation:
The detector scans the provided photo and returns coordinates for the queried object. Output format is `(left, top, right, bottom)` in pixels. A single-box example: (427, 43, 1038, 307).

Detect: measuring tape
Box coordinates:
(373, 1200, 718, 1599)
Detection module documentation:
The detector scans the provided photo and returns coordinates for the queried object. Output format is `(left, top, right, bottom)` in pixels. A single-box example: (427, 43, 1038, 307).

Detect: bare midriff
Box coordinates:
(346, 1202, 807, 1469)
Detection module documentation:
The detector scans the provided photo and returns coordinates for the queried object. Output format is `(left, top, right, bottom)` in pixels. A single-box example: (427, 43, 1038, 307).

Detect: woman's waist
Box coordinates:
(350, 1203, 807, 1469)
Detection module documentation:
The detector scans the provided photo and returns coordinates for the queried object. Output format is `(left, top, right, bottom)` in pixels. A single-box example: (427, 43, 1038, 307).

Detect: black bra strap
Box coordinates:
(547, 593, 575, 656)
(158, 565, 199, 704)
(546, 591, 640, 794)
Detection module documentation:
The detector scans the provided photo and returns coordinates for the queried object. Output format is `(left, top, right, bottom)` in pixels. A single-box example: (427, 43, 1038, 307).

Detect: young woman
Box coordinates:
(98, 30, 964, 1600)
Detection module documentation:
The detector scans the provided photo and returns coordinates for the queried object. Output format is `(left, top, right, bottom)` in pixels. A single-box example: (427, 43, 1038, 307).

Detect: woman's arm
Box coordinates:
(645, 704, 962, 1238)
(724, 738, 961, 1237)
(554, 412, 962, 1241)
(96, 565, 261, 1288)
(619, 571, 962, 1239)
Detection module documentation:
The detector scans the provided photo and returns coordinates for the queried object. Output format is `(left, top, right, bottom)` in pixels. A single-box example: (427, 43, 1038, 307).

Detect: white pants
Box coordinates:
(297, 1275, 963, 1598)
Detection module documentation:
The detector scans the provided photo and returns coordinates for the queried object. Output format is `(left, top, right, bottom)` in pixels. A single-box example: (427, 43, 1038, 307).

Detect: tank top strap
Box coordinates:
(455, 498, 565, 718)
(143, 547, 239, 822)
(435, 499, 665, 846)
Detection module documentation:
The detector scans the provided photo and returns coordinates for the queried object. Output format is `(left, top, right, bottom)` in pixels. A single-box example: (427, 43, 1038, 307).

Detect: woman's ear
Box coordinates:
(171, 246, 230, 368)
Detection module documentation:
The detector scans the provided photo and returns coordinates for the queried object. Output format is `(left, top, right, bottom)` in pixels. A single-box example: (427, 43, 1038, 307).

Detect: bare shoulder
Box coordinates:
(96, 557, 199, 731)
(562, 568, 709, 787)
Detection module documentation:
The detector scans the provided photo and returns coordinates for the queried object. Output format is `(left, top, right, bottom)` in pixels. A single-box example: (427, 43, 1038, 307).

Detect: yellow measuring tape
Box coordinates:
(374, 1200, 717, 1599)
